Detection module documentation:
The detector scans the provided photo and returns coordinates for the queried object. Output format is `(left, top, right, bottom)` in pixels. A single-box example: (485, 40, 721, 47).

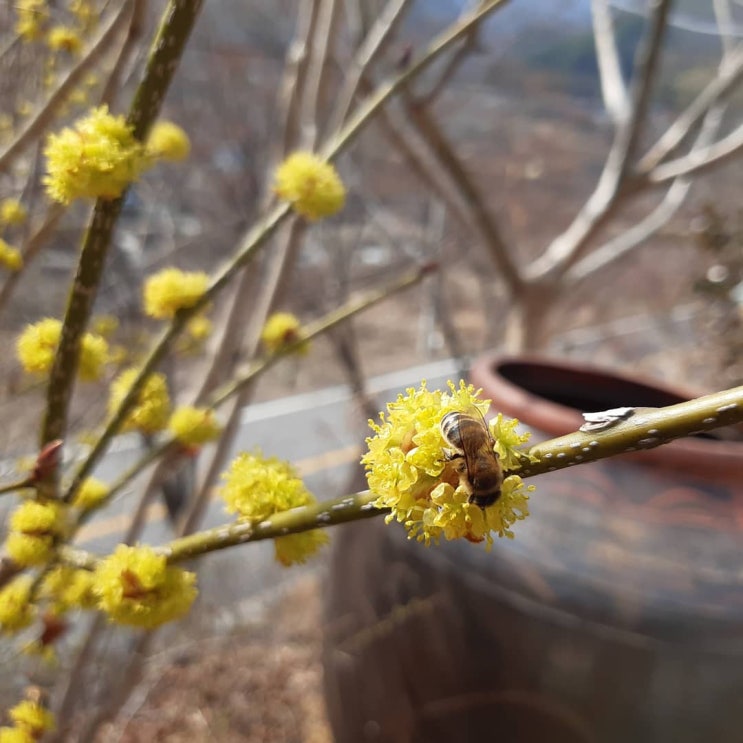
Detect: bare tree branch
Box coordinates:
(592, 0, 630, 124)
(328, 0, 413, 132)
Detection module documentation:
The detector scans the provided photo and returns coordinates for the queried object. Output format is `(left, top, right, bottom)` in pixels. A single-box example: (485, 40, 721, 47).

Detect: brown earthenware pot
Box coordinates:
(323, 355, 743, 743)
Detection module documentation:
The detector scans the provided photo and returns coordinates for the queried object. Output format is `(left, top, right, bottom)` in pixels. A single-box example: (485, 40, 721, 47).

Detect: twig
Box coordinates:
(57, 383, 743, 570)
(592, 0, 629, 124)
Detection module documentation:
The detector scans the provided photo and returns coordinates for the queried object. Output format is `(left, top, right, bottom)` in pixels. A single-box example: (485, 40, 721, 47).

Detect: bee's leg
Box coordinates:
(442, 447, 461, 462)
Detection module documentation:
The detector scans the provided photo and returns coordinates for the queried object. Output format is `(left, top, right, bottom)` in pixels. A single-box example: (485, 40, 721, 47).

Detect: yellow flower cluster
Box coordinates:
(168, 406, 221, 448)
(0, 240, 22, 272)
(93, 544, 197, 628)
(220, 452, 328, 566)
(43, 106, 146, 204)
(15, 318, 109, 381)
(2, 698, 55, 740)
(0, 199, 27, 226)
(146, 121, 191, 162)
(0, 577, 34, 634)
(260, 312, 309, 355)
(47, 25, 82, 54)
(15, 0, 49, 41)
(71, 477, 109, 510)
(41, 566, 96, 613)
(5, 501, 68, 567)
(362, 381, 534, 547)
(143, 268, 209, 320)
(274, 151, 346, 221)
(108, 369, 171, 434)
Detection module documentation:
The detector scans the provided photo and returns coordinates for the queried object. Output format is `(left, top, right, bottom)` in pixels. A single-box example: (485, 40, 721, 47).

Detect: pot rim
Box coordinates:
(470, 352, 743, 479)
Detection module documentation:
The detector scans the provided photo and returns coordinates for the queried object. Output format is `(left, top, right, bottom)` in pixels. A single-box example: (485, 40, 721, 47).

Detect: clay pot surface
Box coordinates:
(324, 356, 743, 743)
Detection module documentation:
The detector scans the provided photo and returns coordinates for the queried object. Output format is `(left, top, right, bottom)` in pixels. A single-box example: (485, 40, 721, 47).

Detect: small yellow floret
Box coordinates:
(186, 314, 212, 341)
(0, 198, 27, 226)
(261, 312, 309, 355)
(15, 0, 49, 41)
(146, 121, 191, 162)
(71, 477, 109, 510)
(0, 577, 35, 633)
(274, 151, 346, 220)
(143, 268, 209, 319)
(41, 566, 97, 611)
(362, 381, 533, 547)
(15, 318, 109, 381)
(0, 240, 22, 272)
(168, 406, 221, 447)
(6, 501, 67, 567)
(0, 725, 34, 742)
(8, 699, 55, 737)
(43, 106, 146, 204)
(93, 544, 197, 628)
(220, 452, 328, 566)
(91, 314, 118, 337)
(46, 25, 82, 54)
(108, 369, 171, 433)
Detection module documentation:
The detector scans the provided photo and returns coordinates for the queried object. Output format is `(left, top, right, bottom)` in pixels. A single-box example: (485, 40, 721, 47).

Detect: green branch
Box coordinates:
(57, 384, 743, 570)
(42, 0, 205, 451)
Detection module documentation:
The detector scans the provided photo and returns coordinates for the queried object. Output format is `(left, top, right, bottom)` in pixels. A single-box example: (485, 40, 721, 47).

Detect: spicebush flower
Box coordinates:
(146, 121, 191, 162)
(43, 106, 146, 204)
(220, 452, 329, 566)
(274, 151, 346, 220)
(168, 406, 221, 448)
(5, 501, 68, 567)
(71, 477, 109, 510)
(7, 699, 55, 737)
(46, 26, 82, 54)
(16, 318, 108, 381)
(260, 312, 309, 355)
(93, 544, 197, 628)
(143, 268, 209, 319)
(15, 0, 48, 41)
(0, 199, 27, 226)
(0, 240, 22, 272)
(108, 369, 171, 434)
(362, 381, 534, 547)
(0, 577, 34, 633)
(41, 566, 96, 612)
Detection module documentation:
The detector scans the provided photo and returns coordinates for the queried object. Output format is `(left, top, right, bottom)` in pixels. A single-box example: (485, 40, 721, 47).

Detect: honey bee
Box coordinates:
(440, 408, 503, 508)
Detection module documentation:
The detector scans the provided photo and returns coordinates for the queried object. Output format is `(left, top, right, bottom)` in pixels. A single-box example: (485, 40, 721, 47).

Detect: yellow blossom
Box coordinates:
(71, 477, 109, 510)
(93, 544, 197, 628)
(6, 501, 67, 567)
(15, 0, 49, 41)
(362, 381, 533, 548)
(274, 151, 346, 220)
(8, 699, 55, 737)
(168, 406, 221, 447)
(0, 240, 22, 272)
(0, 577, 35, 633)
(146, 121, 191, 162)
(261, 312, 309, 355)
(91, 314, 118, 337)
(220, 452, 328, 566)
(43, 106, 146, 204)
(108, 369, 171, 433)
(69, 0, 96, 31)
(15, 318, 109, 381)
(186, 314, 212, 341)
(143, 268, 209, 319)
(41, 566, 97, 611)
(0, 725, 34, 742)
(46, 25, 82, 54)
(0, 198, 27, 226)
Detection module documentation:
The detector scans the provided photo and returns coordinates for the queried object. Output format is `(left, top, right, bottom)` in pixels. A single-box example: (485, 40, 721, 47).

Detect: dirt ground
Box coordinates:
(96, 574, 332, 743)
